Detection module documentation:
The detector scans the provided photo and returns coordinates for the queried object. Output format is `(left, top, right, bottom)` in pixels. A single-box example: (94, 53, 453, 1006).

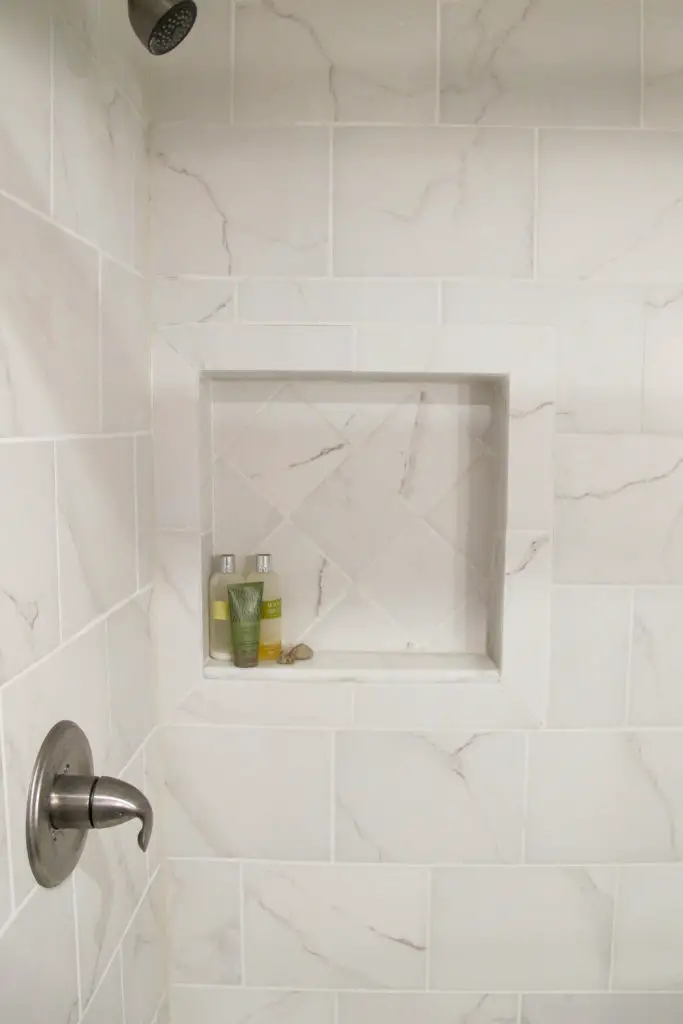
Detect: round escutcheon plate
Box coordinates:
(26, 721, 94, 888)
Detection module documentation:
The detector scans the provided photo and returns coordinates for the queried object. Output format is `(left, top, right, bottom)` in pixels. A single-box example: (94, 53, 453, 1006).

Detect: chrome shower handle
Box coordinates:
(50, 774, 154, 852)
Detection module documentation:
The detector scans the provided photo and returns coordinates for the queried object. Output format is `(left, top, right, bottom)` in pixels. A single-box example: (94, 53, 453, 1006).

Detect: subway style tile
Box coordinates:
(523, 994, 683, 1024)
(172, 989, 335, 1024)
(167, 859, 241, 984)
(630, 588, 683, 726)
(613, 866, 683, 991)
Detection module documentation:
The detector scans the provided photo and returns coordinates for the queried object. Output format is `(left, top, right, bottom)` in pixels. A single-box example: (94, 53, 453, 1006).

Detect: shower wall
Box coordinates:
(0, 2, 165, 1023)
(148, 2, 683, 1023)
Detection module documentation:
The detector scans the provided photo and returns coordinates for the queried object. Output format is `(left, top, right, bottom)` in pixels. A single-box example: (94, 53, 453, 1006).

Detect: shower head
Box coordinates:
(128, 0, 197, 55)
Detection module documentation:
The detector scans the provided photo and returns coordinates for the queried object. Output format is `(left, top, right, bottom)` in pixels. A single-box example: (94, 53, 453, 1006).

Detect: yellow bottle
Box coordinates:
(247, 553, 282, 662)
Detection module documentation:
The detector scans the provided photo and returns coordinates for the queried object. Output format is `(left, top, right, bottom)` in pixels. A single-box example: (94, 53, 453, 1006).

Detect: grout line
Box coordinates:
(0, 701, 16, 915)
(517, 992, 524, 1024)
(170, 982, 683, 996)
(72, 875, 84, 1019)
(0, 431, 149, 446)
(151, 117, 681, 133)
(53, 440, 64, 644)
(164, 855, 683, 870)
(0, 884, 35, 944)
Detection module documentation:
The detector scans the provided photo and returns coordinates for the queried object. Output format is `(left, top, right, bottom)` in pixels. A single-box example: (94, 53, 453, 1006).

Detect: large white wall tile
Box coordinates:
(167, 859, 241, 984)
(153, 531, 204, 714)
(0, 883, 79, 1024)
(340, 994, 518, 1024)
(548, 586, 630, 727)
(106, 592, 156, 772)
(174, 679, 354, 727)
(81, 954, 124, 1024)
(122, 877, 165, 1024)
(57, 438, 137, 637)
(644, 0, 683, 128)
(431, 867, 615, 991)
(171, 989, 335, 1024)
(0, 443, 59, 685)
(335, 731, 525, 863)
(523, 994, 683, 1024)
(353, 682, 537, 730)
(442, 282, 644, 434)
(538, 130, 683, 283)
(243, 864, 428, 989)
(2, 625, 110, 903)
(613, 866, 683, 991)
(0, 196, 99, 437)
(642, 285, 683, 433)
(440, 0, 640, 127)
(101, 260, 150, 433)
(145, 0, 232, 122)
(234, 0, 437, 124)
(151, 124, 330, 276)
(238, 278, 439, 325)
(333, 127, 534, 277)
(630, 588, 683, 726)
(554, 436, 683, 584)
(527, 731, 683, 863)
(0, 0, 50, 211)
(152, 277, 236, 328)
(135, 436, 154, 589)
(0, 758, 10, 931)
(164, 727, 331, 859)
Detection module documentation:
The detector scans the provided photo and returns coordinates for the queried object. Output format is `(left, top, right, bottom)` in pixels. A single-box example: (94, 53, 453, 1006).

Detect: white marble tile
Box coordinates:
(523, 994, 683, 1024)
(168, 324, 356, 374)
(0, 759, 10, 931)
(145, 0, 232, 122)
(2, 625, 110, 903)
(172, 989, 335, 1024)
(142, 730, 164, 879)
(122, 876, 165, 1024)
(174, 679, 354, 727)
(527, 731, 683, 863)
(0, 0, 50, 210)
(538, 130, 683, 283)
(0, 195, 99, 437)
(613, 866, 683, 991)
(213, 461, 285, 561)
(75, 753, 149, 1006)
(135, 436, 154, 589)
(101, 260, 150, 433)
(642, 285, 683, 433)
(340, 993, 518, 1024)
(153, 277, 236, 327)
(554, 436, 683, 584)
(106, 592, 156, 772)
(630, 588, 683, 726)
(151, 124, 329, 276)
(440, 0, 640, 127)
(644, 0, 683, 128)
(442, 281, 644, 434)
(57, 438, 137, 637)
(0, 883, 79, 1024)
(0, 443, 59, 684)
(548, 586, 631, 727)
(336, 731, 525, 863)
(53, 2, 138, 259)
(431, 866, 615, 991)
(81, 954, 124, 1024)
(301, 586, 405, 653)
(238, 279, 439, 325)
(153, 337, 205, 532)
(165, 727, 331, 858)
(153, 531, 205, 715)
(97, 0, 145, 114)
(234, 0, 436, 124)
(353, 683, 536, 730)
(333, 127, 534, 277)
(168, 859, 241, 984)
(244, 864, 428, 989)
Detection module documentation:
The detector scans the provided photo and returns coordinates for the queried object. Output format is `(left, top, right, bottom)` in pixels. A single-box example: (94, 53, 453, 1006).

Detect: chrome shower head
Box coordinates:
(128, 0, 197, 55)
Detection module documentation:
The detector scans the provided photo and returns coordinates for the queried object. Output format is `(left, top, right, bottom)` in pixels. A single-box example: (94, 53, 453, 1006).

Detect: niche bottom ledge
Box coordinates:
(204, 651, 499, 684)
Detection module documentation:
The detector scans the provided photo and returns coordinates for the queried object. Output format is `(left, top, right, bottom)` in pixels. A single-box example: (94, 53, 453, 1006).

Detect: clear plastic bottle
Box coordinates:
(208, 554, 239, 661)
(247, 553, 282, 662)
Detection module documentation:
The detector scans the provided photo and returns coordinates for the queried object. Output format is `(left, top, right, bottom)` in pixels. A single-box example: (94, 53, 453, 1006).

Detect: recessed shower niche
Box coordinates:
(207, 374, 508, 672)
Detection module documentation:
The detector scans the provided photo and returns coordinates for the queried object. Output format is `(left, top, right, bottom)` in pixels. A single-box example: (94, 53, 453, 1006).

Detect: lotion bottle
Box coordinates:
(209, 554, 239, 661)
(247, 553, 282, 662)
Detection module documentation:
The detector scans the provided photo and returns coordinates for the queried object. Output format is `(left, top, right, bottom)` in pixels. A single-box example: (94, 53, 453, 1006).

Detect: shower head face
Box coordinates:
(128, 0, 198, 55)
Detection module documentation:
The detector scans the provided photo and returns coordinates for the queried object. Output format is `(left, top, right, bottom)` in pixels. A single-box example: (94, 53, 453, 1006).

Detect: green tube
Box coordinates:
(228, 581, 264, 668)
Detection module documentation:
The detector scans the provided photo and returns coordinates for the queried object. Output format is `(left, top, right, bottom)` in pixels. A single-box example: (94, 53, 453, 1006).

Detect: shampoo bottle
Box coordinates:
(209, 554, 239, 661)
(247, 553, 282, 662)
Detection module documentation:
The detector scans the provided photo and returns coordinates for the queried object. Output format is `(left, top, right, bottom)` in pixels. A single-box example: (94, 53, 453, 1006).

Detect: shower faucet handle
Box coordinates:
(26, 721, 155, 888)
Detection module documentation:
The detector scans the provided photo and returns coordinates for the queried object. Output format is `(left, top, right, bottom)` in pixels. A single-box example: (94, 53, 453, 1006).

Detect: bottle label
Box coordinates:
(212, 600, 229, 621)
(261, 598, 282, 620)
(259, 641, 282, 661)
